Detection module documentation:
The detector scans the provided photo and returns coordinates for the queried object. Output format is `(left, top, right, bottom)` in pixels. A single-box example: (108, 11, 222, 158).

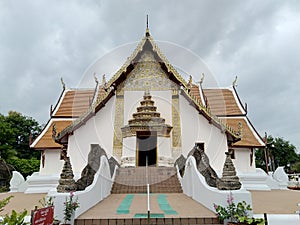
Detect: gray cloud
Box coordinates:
(0, 0, 299, 150)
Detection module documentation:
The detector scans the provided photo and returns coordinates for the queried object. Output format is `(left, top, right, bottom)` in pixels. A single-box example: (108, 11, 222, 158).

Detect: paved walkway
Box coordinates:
(1, 190, 299, 217)
(77, 193, 216, 220)
(251, 190, 300, 214)
(0, 192, 46, 215)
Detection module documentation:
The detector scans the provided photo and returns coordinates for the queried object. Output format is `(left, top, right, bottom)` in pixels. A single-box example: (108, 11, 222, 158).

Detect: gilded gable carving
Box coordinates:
(119, 51, 178, 91)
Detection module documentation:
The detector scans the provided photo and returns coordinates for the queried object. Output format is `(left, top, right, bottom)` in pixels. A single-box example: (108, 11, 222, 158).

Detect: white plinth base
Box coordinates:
(24, 172, 61, 194)
(238, 168, 288, 191)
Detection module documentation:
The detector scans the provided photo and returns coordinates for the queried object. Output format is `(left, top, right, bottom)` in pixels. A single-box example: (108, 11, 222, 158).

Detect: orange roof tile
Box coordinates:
(53, 89, 95, 117)
(96, 87, 107, 102)
(190, 84, 201, 100)
(203, 89, 243, 116)
(220, 117, 264, 147)
(33, 120, 72, 149)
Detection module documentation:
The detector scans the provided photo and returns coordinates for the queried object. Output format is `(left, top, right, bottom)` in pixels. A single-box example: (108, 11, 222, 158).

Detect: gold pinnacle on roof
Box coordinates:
(146, 15, 150, 37)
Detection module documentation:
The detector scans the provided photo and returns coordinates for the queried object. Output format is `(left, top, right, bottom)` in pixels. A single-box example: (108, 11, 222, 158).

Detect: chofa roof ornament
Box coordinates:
(232, 75, 238, 87)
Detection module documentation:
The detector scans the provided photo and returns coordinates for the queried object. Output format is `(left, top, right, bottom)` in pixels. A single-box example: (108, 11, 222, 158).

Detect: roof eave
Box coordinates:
(32, 147, 62, 151)
(54, 89, 115, 144)
(232, 85, 247, 115)
(232, 144, 265, 148)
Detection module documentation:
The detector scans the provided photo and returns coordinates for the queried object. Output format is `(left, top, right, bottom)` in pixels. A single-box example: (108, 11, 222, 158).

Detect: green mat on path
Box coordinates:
(116, 194, 134, 214)
(157, 194, 178, 215)
(134, 213, 165, 218)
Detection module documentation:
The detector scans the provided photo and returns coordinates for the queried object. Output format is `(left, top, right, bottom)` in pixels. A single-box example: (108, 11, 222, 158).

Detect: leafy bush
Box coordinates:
(7, 158, 40, 178)
(291, 161, 300, 173)
(0, 196, 13, 212)
(214, 193, 264, 225)
(63, 191, 79, 224)
(0, 209, 28, 225)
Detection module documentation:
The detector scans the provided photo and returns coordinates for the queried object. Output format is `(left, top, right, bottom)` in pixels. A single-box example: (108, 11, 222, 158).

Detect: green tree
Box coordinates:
(291, 161, 300, 173)
(0, 111, 42, 160)
(0, 114, 16, 159)
(255, 135, 300, 172)
(6, 158, 40, 178)
(0, 111, 42, 180)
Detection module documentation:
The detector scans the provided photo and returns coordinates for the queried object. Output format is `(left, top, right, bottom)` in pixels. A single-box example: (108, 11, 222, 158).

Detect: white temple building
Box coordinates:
(5, 24, 296, 225)
(25, 26, 289, 195)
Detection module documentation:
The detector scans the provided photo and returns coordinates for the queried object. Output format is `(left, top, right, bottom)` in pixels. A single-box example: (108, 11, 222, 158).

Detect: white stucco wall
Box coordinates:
(179, 156, 253, 213)
(179, 93, 228, 172)
(233, 148, 256, 173)
(122, 136, 136, 158)
(68, 96, 116, 173)
(157, 136, 172, 158)
(40, 149, 64, 175)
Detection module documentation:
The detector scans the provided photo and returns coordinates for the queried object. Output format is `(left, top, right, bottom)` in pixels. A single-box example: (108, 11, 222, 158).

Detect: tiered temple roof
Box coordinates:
(31, 29, 264, 150)
(32, 119, 73, 149)
(189, 84, 264, 148)
(52, 89, 95, 118)
(30, 85, 104, 149)
(202, 89, 245, 116)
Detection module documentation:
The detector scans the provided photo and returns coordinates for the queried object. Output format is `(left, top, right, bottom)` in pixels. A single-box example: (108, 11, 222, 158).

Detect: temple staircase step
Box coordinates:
(75, 217, 222, 225)
(111, 167, 183, 194)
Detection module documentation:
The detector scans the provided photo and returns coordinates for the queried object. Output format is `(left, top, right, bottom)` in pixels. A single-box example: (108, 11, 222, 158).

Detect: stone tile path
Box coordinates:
(251, 190, 300, 214)
(77, 193, 216, 220)
(0, 192, 46, 215)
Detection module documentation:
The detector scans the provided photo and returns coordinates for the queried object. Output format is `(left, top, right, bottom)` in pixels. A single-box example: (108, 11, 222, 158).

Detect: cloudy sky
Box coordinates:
(0, 1, 299, 151)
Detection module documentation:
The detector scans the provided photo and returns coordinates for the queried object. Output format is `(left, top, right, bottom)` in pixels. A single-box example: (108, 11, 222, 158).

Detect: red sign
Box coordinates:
(32, 206, 54, 225)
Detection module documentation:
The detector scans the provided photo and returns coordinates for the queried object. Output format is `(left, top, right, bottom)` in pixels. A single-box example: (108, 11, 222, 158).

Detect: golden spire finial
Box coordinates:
(145, 15, 150, 37)
(232, 75, 238, 87)
(147, 15, 149, 29)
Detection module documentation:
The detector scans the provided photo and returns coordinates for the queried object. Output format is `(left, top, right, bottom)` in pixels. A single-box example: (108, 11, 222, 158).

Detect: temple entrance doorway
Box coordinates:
(136, 131, 157, 166)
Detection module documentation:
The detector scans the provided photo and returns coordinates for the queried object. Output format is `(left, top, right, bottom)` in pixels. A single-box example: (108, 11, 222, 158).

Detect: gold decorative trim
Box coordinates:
(122, 125, 172, 138)
(112, 93, 124, 157)
(118, 51, 178, 92)
(172, 89, 182, 157)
